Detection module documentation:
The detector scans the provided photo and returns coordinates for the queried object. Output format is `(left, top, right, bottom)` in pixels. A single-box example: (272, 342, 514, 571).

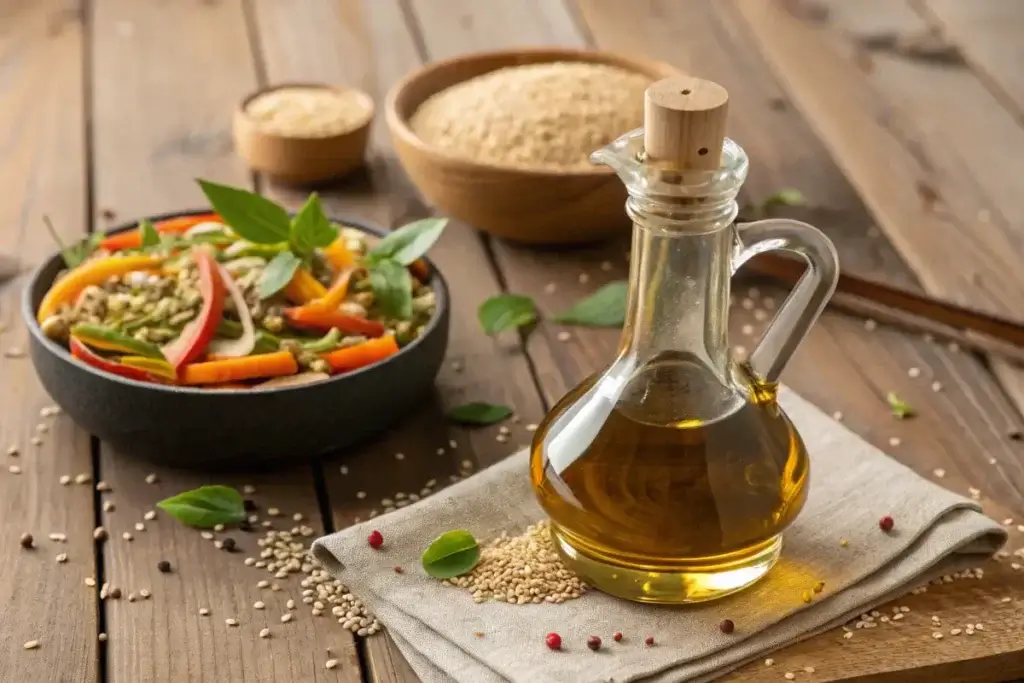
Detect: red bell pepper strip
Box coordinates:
(321, 335, 399, 374)
(282, 306, 385, 338)
(161, 248, 225, 370)
(99, 213, 221, 252)
(69, 337, 157, 383)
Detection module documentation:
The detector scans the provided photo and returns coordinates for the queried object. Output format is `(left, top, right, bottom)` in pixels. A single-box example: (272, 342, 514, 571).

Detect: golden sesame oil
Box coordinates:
(530, 355, 809, 604)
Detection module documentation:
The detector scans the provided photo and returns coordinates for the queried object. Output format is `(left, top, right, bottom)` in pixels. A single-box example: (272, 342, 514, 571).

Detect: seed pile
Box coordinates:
(410, 62, 651, 171)
(246, 86, 370, 138)
(444, 520, 587, 604)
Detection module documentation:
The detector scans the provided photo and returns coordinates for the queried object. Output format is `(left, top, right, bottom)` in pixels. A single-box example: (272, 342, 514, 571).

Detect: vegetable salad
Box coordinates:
(37, 180, 445, 388)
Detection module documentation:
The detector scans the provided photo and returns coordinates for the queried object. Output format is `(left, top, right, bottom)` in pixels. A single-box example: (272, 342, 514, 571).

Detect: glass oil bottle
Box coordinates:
(530, 76, 839, 604)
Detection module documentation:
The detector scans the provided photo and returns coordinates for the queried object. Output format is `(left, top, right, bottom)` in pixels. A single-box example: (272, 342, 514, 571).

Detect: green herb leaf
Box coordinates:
(139, 219, 161, 248)
(447, 402, 513, 425)
(762, 188, 806, 209)
(887, 391, 914, 419)
(367, 218, 448, 266)
(421, 529, 481, 579)
(478, 294, 537, 335)
(156, 485, 246, 528)
(368, 258, 413, 319)
(197, 179, 291, 245)
(258, 251, 302, 299)
(553, 280, 629, 327)
(44, 216, 104, 268)
(290, 192, 339, 256)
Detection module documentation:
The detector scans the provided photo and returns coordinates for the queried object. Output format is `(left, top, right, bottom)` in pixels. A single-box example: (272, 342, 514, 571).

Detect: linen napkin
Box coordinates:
(312, 388, 1006, 683)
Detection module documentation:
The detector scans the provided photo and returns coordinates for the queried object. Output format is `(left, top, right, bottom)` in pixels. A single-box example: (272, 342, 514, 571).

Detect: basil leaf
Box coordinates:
(421, 529, 481, 579)
(762, 188, 806, 209)
(258, 251, 302, 299)
(447, 402, 513, 425)
(367, 218, 448, 266)
(139, 219, 161, 248)
(197, 179, 291, 244)
(553, 280, 628, 327)
(156, 485, 245, 528)
(44, 216, 104, 268)
(887, 391, 914, 419)
(368, 258, 413, 319)
(478, 294, 536, 335)
(290, 192, 339, 256)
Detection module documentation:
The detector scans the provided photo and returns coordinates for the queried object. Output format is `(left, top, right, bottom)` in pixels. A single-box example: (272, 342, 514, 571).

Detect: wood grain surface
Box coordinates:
(0, 2, 99, 681)
(3, 0, 1024, 681)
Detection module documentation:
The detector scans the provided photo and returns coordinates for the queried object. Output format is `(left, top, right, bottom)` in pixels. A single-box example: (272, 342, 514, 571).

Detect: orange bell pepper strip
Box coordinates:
(321, 335, 399, 374)
(119, 356, 178, 382)
(181, 351, 298, 385)
(283, 306, 386, 338)
(303, 266, 358, 312)
(37, 254, 163, 323)
(161, 248, 225, 369)
(322, 237, 356, 270)
(99, 213, 221, 252)
(282, 268, 327, 305)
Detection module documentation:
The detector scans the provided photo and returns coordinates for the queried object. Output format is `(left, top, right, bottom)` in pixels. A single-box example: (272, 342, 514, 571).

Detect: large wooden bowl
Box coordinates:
(386, 48, 681, 245)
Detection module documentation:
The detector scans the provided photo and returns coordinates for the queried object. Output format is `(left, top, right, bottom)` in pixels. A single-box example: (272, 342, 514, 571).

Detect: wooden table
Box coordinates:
(3, 1, 1024, 681)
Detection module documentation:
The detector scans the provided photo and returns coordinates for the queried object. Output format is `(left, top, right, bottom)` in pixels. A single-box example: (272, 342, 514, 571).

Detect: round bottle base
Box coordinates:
(550, 525, 782, 604)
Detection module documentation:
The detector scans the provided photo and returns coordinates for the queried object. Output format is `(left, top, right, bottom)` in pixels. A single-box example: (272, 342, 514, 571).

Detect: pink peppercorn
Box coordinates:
(545, 632, 562, 651)
(367, 530, 384, 549)
(587, 635, 601, 651)
(879, 515, 894, 532)
(645, 635, 655, 646)
(613, 632, 623, 642)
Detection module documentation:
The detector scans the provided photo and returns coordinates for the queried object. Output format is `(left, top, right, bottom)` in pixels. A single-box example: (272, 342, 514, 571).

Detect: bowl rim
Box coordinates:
(22, 209, 449, 396)
(236, 82, 376, 140)
(385, 46, 684, 179)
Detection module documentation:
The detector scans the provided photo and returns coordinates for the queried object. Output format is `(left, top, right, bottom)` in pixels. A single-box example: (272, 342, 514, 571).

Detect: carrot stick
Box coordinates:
(321, 335, 399, 374)
(282, 268, 327, 304)
(99, 213, 220, 251)
(181, 351, 298, 385)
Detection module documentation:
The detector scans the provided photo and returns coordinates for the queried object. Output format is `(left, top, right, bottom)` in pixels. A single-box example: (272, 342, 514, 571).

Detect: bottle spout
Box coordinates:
(589, 131, 645, 185)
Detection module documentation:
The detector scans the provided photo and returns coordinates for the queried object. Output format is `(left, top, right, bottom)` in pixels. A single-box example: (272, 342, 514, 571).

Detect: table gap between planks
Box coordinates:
(1, 1, 1023, 682)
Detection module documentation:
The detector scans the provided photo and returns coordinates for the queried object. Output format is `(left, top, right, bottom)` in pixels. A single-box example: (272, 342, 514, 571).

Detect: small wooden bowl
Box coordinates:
(234, 83, 375, 185)
(386, 48, 681, 245)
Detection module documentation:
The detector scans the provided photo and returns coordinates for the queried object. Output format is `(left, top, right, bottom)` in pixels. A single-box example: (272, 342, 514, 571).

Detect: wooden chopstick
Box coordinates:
(745, 253, 1024, 363)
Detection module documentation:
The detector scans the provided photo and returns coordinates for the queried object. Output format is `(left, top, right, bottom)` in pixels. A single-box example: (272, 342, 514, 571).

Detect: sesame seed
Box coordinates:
(98, 633, 107, 642)
(242, 485, 256, 494)
(950, 628, 961, 635)
(784, 673, 796, 681)
(600, 261, 612, 271)
(449, 439, 457, 449)
(461, 459, 473, 469)
(23, 640, 40, 650)
(6, 445, 18, 456)
(145, 473, 158, 484)
(578, 272, 589, 284)
(84, 577, 96, 587)
(122, 532, 133, 541)
(259, 628, 271, 638)
(832, 411, 843, 421)
(525, 423, 538, 432)
(325, 659, 338, 670)
(741, 324, 754, 336)
(764, 659, 774, 666)
(931, 381, 942, 392)
(908, 367, 921, 378)
(280, 614, 293, 623)
(340, 465, 349, 475)
(96, 481, 112, 492)
(932, 632, 943, 639)
(74, 473, 90, 484)
(144, 510, 156, 521)
(934, 468, 946, 478)
(139, 589, 150, 599)
(134, 522, 145, 532)
(888, 437, 901, 447)
(8, 465, 21, 474)
(556, 331, 571, 342)
(544, 282, 556, 294)
(199, 608, 210, 616)
(30, 437, 43, 446)
(59, 475, 71, 486)
(843, 631, 853, 639)
(253, 601, 265, 610)
(840, 538, 848, 547)
(257, 580, 270, 589)
(225, 618, 238, 627)
(55, 553, 68, 563)
(103, 501, 115, 512)
(864, 319, 877, 331)
(804, 667, 815, 674)
(394, 452, 405, 460)
(356, 491, 366, 499)
(267, 508, 280, 517)
(201, 531, 214, 540)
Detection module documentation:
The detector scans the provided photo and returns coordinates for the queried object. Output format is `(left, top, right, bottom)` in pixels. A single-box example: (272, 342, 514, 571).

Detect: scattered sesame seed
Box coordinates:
(85, 577, 96, 587)
(784, 673, 796, 681)
(339, 465, 349, 475)
(6, 445, 18, 456)
(143, 510, 156, 521)
(98, 633, 107, 642)
(908, 367, 921, 378)
(253, 601, 265, 610)
(843, 631, 853, 639)
(804, 667, 815, 674)
(932, 632, 943, 639)
(23, 640, 40, 650)
(864, 319, 877, 331)
(888, 437, 902, 447)
(199, 608, 210, 616)
(934, 468, 946, 478)
(600, 260, 612, 271)
(356, 491, 366, 499)
(832, 411, 843, 421)
(449, 439, 457, 449)
(741, 324, 754, 336)
(74, 473, 90, 484)
(59, 475, 71, 486)
(96, 481, 111, 492)
(48, 532, 67, 542)
(544, 282, 556, 294)
(325, 659, 338, 670)
(225, 618, 238, 627)
(950, 628, 962, 636)
(578, 272, 589, 284)
(931, 381, 942, 392)
(145, 473, 158, 484)
(764, 658, 774, 666)
(55, 553, 68, 563)
(267, 508, 280, 517)
(30, 436, 43, 446)
(280, 613, 293, 623)
(122, 532, 133, 541)
(134, 522, 145, 532)
(8, 465, 21, 474)
(201, 531, 214, 540)
(103, 501, 115, 512)
(556, 331, 571, 342)
(741, 298, 754, 310)
(139, 589, 151, 599)
(394, 452, 405, 460)
(259, 628, 271, 639)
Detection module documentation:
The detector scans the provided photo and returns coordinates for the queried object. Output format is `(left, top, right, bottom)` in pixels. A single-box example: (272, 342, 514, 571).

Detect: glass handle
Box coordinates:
(731, 219, 839, 383)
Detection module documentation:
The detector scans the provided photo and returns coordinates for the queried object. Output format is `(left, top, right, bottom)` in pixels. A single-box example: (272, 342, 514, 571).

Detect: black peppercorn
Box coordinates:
(243, 499, 257, 511)
(157, 560, 172, 573)
(238, 521, 254, 532)
(109, 587, 122, 599)
(221, 537, 236, 552)
(719, 619, 735, 634)
(19, 533, 34, 549)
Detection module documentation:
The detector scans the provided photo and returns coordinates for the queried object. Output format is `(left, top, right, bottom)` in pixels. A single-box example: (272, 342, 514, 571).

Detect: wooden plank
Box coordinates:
(0, 2, 99, 680)
(244, 1, 550, 680)
(408, 0, 1024, 680)
(917, 0, 1024, 120)
(89, 1, 358, 680)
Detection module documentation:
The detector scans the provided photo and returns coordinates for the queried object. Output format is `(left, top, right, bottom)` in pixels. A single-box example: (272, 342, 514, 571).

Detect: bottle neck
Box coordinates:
(619, 195, 738, 377)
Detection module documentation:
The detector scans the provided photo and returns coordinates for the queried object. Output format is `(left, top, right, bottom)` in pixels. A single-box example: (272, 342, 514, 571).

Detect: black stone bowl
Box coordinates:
(23, 210, 450, 468)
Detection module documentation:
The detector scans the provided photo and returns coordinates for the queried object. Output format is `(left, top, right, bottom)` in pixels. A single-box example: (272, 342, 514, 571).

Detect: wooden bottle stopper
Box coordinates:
(644, 76, 729, 171)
